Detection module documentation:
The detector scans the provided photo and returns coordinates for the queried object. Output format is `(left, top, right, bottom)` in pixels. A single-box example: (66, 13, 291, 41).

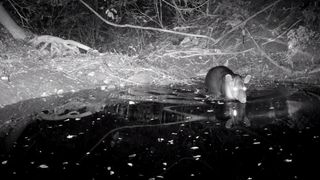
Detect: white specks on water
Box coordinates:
(162, 162, 167, 166)
(128, 154, 136, 158)
(190, 146, 199, 150)
(129, 101, 135, 105)
(269, 147, 274, 150)
(38, 164, 49, 168)
(1, 160, 8, 165)
(247, 177, 253, 180)
(193, 155, 201, 160)
(127, 162, 133, 167)
(207, 109, 214, 113)
(75, 117, 81, 121)
(110, 170, 115, 175)
(284, 159, 292, 163)
(171, 132, 177, 135)
(257, 162, 262, 166)
(168, 140, 174, 144)
(66, 134, 77, 139)
(253, 141, 261, 145)
(157, 138, 164, 142)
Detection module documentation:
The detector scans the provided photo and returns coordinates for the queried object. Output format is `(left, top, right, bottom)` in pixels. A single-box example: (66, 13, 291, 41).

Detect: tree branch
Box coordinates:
(79, 0, 216, 42)
(214, 0, 282, 45)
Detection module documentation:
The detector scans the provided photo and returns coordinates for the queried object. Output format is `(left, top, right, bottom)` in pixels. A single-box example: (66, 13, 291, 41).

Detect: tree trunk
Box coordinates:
(0, 2, 27, 40)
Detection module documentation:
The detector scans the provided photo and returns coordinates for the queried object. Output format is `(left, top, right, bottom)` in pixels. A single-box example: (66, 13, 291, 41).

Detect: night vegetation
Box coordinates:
(0, 0, 319, 106)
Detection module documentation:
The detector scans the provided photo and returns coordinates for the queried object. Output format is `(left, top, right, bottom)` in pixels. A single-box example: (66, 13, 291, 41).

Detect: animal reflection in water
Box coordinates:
(161, 98, 305, 129)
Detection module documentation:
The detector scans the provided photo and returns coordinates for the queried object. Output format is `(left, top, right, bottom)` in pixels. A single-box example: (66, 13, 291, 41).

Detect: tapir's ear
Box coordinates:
(225, 74, 233, 82)
(243, 75, 251, 84)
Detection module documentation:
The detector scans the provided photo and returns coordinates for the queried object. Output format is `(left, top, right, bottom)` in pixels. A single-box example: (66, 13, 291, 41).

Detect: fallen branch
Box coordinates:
(245, 28, 292, 73)
(164, 48, 254, 58)
(214, 0, 281, 45)
(29, 35, 92, 56)
(79, 0, 216, 42)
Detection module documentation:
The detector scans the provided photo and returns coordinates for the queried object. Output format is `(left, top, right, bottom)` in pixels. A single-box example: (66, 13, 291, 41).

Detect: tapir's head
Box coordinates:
(225, 74, 251, 103)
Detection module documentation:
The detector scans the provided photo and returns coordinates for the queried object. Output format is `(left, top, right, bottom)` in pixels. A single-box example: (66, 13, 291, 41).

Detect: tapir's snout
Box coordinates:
(236, 91, 247, 103)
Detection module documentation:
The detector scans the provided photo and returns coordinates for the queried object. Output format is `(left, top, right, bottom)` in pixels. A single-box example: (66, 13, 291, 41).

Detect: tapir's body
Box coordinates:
(205, 66, 251, 103)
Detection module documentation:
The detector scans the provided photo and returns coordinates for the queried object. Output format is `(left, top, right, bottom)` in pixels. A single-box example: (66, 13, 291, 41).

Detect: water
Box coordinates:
(0, 86, 320, 179)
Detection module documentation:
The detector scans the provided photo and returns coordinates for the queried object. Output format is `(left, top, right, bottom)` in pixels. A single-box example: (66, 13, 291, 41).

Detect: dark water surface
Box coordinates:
(1, 86, 320, 179)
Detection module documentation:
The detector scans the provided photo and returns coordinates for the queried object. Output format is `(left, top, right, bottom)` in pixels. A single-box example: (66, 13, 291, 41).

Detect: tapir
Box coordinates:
(205, 66, 251, 103)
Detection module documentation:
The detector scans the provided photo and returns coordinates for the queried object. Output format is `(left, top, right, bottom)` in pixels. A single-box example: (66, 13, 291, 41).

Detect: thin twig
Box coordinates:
(245, 28, 292, 73)
(262, 19, 302, 45)
(79, 0, 216, 42)
(164, 48, 253, 57)
(214, 0, 281, 45)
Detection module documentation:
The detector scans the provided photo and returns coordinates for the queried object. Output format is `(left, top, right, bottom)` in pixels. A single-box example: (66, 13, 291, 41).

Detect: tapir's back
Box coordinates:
(205, 66, 234, 96)
(205, 66, 251, 103)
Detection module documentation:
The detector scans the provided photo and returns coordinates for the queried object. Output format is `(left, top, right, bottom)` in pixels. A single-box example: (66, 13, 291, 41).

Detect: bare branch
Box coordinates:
(79, 0, 216, 42)
(214, 0, 282, 45)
